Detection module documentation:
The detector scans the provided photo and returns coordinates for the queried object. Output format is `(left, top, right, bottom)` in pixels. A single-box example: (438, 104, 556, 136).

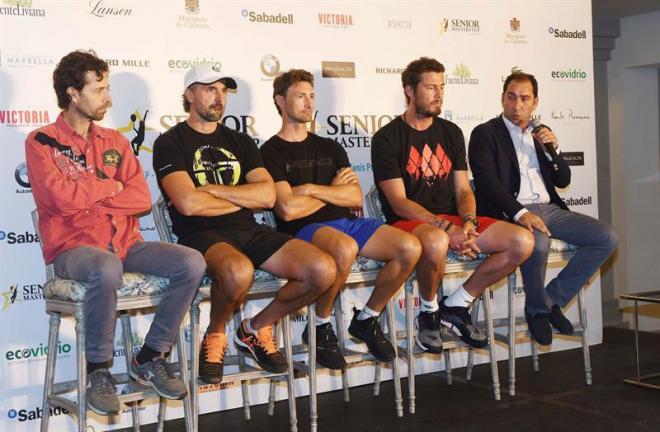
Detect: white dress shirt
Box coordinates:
(502, 115, 551, 221)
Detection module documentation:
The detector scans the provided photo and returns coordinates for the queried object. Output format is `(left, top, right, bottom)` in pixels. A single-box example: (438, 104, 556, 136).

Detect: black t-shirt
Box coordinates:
(261, 133, 353, 235)
(371, 116, 467, 223)
(153, 121, 263, 240)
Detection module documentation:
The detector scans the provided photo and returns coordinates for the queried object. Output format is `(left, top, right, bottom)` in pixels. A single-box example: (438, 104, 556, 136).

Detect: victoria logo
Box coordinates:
(260, 54, 281, 78)
(0, 109, 50, 127)
(241, 8, 294, 25)
(318, 12, 353, 28)
(0, 0, 46, 17)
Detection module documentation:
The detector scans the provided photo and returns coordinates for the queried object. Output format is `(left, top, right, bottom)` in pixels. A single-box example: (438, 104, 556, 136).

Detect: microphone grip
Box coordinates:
(532, 124, 559, 160)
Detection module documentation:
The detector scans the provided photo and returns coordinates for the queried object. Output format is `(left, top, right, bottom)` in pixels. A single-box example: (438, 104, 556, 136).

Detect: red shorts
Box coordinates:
(392, 214, 499, 234)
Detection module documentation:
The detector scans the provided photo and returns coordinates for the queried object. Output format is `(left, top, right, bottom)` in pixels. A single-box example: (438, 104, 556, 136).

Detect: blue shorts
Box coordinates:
(295, 217, 383, 250)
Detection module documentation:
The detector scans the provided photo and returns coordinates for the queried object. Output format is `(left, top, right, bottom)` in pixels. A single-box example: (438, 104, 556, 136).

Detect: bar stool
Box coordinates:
(32, 210, 194, 432)
(364, 186, 501, 414)
(153, 197, 303, 432)
(487, 241, 591, 396)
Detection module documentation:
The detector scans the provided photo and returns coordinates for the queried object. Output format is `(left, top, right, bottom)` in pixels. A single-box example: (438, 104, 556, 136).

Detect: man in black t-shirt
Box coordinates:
(153, 64, 336, 384)
(372, 57, 534, 350)
(261, 69, 421, 368)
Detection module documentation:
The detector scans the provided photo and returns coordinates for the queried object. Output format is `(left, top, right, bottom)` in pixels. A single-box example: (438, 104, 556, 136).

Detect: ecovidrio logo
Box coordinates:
(4, 341, 72, 364)
(550, 68, 587, 81)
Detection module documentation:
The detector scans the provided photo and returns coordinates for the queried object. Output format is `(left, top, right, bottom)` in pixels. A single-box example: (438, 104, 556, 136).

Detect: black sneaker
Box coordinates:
(302, 323, 347, 370)
(199, 332, 227, 384)
(525, 311, 552, 346)
(130, 356, 188, 400)
(416, 310, 443, 354)
(439, 296, 488, 348)
(234, 319, 288, 373)
(348, 308, 396, 362)
(87, 368, 120, 415)
(549, 305, 574, 335)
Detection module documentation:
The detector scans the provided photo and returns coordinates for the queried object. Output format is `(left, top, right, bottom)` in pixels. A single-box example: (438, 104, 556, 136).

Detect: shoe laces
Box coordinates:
(203, 332, 227, 363)
(256, 325, 278, 354)
(317, 323, 338, 344)
(151, 357, 176, 381)
(89, 370, 117, 395)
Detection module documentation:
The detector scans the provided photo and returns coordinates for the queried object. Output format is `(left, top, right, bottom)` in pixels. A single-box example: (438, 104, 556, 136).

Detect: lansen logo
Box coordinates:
(89, 0, 133, 18)
(0, 109, 50, 127)
(321, 61, 356, 78)
(548, 26, 587, 39)
(0, 0, 46, 17)
(318, 12, 353, 28)
(551, 68, 587, 81)
(241, 8, 293, 25)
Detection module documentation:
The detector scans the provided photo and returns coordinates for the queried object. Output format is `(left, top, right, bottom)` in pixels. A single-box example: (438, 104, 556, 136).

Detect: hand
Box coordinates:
(292, 183, 313, 196)
(447, 224, 481, 258)
(331, 167, 359, 185)
(517, 212, 551, 236)
(462, 221, 479, 237)
(115, 180, 124, 192)
(532, 128, 559, 152)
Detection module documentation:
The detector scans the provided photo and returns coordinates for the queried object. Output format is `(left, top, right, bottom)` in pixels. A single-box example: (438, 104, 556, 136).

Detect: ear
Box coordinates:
(532, 96, 539, 110)
(274, 94, 285, 111)
(66, 87, 78, 104)
(184, 87, 194, 104)
(404, 84, 414, 101)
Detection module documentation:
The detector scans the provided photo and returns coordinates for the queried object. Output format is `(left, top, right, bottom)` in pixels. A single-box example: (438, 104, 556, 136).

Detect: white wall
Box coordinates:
(607, 11, 660, 330)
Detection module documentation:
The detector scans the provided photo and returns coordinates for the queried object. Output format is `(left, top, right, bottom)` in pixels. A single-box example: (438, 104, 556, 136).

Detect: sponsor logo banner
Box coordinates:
(321, 61, 356, 78)
(551, 68, 587, 81)
(0, 51, 54, 68)
(2, 283, 43, 311)
(548, 26, 587, 39)
(387, 18, 412, 30)
(318, 12, 353, 28)
(89, 0, 133, 18)
(178, 0, 209, 29)
(446, 63, 479, 85)
(7, 406, 70, 423)
(15, 162, 31, 193)
(505, 17, 527, 44)
(260, 54, 281, 79)
(311, 111, 396, 149)
(439, 18, 480, 35)
(241, 8, 294, 25)
(561, 151, 584, 166)
(0, 109, 50, 127)
(375, 66, 404, 75)
(562, 195, 592, 206)
(0, 0, 46, 17)
(0, 230, 40, 245)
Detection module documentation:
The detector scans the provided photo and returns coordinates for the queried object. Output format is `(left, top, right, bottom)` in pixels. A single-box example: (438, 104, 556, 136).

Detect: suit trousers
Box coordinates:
(520, 203, 618, 315)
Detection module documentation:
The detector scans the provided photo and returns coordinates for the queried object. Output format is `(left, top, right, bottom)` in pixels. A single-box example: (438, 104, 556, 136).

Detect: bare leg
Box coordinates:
(410, 225, 450, 302)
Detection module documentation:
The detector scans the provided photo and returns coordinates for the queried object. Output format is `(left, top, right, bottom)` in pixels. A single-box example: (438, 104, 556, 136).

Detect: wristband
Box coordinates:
(443, 221, 453, 232)
(462, 214, 479, 229)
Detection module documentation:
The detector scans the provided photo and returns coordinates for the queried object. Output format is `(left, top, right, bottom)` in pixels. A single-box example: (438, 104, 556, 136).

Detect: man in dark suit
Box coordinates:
(468, 71, 618, 345)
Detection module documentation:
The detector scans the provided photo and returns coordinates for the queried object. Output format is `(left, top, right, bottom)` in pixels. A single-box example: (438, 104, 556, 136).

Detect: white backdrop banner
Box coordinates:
(0, 1, 599, 430)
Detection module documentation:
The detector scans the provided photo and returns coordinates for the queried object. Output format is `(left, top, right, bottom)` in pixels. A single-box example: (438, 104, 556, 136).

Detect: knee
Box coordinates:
(333, 238, 359, 273)
(209, 258, 254, 302)
(598, 225, 619, 252)
(531, 232, 550, 257)
(419, 230, 449, 263)
(510, 229, 535, 263)
(178, 248, 207, 282)
(308, 252, 337, 295)
(89, 255, 123, 291)
(396, 234, 422, 268)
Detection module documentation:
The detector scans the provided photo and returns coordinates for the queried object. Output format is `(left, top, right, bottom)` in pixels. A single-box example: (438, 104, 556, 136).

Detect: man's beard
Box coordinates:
(198, 104, 224, 122)
(78, 104, 110, 122)
(414, 101, 441, 118)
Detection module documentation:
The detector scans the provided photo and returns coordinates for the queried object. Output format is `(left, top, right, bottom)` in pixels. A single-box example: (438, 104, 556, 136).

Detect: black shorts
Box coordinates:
(179, 224, 292, 267)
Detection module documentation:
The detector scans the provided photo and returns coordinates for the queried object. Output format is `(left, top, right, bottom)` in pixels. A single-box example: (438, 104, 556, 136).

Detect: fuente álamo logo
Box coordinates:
(241, 8, 293, 24)
(5, 341, 72, 362)
(0, 230, 40, 244)
(7, 406, 70, 422)
(551, 68, 587, 81)
(548, 26, 587, 39)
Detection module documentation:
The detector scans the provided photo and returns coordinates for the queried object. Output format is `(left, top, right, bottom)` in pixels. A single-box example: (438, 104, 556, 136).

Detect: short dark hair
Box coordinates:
(53, 50, 109, 110)
(272, 69, 314, 115)
(502, 72, 538, 98)
(401, 57, 445, 103)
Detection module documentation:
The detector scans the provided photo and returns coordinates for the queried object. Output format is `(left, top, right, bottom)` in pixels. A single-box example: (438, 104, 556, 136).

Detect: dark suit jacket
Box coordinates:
(468, 115, 571, 220)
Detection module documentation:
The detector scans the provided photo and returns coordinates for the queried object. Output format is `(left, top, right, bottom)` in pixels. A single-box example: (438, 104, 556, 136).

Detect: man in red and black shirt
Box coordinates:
(25, 50, 205, 415)
(372, 57, 534, 350)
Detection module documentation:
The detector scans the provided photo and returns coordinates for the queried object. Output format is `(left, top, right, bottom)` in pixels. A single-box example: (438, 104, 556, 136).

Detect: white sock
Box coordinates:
(245, 318, 258, 335)
(315, 315, 331, 326)
(444, 286, 475, 308)
(420, 295, 439, 313)
(357, 305, 380, 321)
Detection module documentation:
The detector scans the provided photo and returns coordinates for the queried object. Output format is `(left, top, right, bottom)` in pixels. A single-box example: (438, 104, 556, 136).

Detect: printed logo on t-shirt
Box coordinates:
(192, 145, 241, 186)
(406, 143, 452, 186)
(102, 149, 122, 167)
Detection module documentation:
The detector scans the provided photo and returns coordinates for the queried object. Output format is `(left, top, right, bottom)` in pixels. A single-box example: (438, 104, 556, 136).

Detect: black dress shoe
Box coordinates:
(525, 311, 552, 346)
(549, 305, 574, 335)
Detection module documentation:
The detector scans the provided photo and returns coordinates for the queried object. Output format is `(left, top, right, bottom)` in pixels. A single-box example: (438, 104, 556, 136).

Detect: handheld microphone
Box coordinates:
(529, 118, 558, 160)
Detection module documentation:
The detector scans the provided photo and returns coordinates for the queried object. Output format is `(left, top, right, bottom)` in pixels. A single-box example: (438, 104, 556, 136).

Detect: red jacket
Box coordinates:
(25, 113, 151, 263)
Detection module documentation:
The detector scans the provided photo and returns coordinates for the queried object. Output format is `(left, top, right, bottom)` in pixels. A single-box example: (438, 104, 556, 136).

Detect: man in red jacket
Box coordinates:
(25, 50, 206, 415)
